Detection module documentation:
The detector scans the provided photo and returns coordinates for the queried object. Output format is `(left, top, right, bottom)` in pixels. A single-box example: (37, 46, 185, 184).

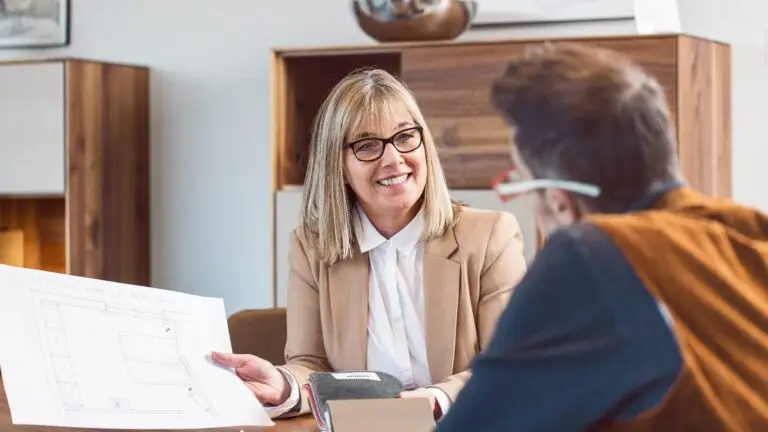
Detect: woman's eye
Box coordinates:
(356, 141, 376, 152)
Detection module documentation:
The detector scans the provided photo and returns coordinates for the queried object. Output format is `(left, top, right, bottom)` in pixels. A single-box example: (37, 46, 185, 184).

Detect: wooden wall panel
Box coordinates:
(0, 199, 66, 273)
(400, 44, 520, 189)
(676, 36, 732, 198)
(66, 61, 151, 286)
(0, 229, 24, 267)
(400, 36, 679, 189)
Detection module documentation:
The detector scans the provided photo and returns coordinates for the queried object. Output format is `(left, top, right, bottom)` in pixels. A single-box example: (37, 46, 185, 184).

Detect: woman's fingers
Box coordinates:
(210, 351, 287, 404)
(210, 351, 253, 369)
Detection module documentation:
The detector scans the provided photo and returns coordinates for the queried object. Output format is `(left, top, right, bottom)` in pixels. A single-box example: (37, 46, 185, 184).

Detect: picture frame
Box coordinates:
(0, 0, 70, 49)
(471, 0, 635, 27)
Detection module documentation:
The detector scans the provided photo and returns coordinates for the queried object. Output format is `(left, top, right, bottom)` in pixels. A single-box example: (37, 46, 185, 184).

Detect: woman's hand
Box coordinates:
(400, 388, 439, 418)
(211, 351, 291, 406)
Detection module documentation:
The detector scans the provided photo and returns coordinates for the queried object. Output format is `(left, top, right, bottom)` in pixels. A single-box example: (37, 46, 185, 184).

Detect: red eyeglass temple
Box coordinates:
(491, 168, 522, 203)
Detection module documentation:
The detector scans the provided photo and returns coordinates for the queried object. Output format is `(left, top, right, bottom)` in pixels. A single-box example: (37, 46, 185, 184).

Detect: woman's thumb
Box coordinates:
(211, 351, 241, 367)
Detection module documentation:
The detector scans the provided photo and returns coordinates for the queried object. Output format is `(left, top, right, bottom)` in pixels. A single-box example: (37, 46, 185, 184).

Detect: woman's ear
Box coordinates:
(341, 159, 350, 185)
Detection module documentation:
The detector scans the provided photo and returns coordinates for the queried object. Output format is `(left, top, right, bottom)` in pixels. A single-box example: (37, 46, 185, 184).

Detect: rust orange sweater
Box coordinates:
(588, 187, 768, 431)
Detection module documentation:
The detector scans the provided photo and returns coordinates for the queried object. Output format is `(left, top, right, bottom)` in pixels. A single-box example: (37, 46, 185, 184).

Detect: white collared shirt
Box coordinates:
(266, 206, 451, 418)
(356, 205, 432, 391)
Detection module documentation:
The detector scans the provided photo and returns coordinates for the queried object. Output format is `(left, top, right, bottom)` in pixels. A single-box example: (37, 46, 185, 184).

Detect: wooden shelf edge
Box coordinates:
(270, 32, 726, 58)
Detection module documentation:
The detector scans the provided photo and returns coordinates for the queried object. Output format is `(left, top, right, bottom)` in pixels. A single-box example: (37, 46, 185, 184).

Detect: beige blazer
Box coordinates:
(280, 207, 527, 416)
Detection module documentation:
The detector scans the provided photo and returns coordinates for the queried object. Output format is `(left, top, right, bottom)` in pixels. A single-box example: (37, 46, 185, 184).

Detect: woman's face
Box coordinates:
(343, 105, 427, 220)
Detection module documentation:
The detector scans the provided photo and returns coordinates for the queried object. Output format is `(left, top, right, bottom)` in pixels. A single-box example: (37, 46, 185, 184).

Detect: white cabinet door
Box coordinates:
(0, 62, 65, 195)
(449, 190, 538, 263)
(275, 189, 303, 307)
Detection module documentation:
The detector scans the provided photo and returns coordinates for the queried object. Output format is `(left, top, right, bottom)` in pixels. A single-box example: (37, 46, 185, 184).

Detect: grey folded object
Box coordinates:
(303, 371, 404, 431)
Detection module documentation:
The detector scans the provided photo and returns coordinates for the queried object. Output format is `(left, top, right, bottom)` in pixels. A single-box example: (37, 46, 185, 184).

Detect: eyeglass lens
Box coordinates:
(350, 127, 422, 161)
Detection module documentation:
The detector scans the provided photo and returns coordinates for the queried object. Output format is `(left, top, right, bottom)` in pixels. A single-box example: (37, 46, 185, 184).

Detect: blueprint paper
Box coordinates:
(0, 265, 274, 429)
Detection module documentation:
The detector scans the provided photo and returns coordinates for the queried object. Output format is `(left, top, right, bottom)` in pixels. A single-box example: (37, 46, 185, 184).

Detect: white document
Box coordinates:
(0, 265, 274, 429)
(633, 0, 681, 34)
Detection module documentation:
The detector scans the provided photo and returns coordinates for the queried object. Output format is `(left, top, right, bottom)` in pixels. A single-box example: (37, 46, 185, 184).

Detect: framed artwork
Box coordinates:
(0, 0, 69, 48)
(472, 0, 635, 27)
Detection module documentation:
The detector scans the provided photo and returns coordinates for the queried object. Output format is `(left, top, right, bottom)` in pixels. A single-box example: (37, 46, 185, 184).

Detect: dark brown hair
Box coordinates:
(491, 42, 682, 213)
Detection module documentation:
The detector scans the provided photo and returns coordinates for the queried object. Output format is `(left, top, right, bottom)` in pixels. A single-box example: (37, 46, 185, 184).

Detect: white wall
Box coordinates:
(0, 1, 763, 315)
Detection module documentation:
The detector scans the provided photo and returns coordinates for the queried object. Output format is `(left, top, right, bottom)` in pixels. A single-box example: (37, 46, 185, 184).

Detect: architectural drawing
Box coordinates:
(32, 290, 218, 423)
(0, 264, 273, 429)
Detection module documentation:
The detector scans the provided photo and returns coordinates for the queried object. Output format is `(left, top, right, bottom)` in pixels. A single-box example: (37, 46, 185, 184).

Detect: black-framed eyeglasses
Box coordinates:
(345, 126, 424, 162)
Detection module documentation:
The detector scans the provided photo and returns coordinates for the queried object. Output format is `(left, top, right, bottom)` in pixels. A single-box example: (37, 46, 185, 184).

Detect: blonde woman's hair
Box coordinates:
(297, 68, 461, 264)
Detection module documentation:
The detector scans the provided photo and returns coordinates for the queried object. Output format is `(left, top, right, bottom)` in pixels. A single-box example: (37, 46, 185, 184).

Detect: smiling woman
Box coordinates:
(344, 120, 425, 236)
(301, 68, 459, 262)
(211, 68, 528, 423)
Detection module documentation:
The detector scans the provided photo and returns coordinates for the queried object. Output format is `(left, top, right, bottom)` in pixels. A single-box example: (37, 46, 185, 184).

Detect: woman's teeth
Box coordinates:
(378, 174, 409, 186)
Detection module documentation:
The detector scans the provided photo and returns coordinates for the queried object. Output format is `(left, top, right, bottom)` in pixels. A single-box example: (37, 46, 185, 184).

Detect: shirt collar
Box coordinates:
(354, 204, 424, 256)
(627, 180, 686, 212)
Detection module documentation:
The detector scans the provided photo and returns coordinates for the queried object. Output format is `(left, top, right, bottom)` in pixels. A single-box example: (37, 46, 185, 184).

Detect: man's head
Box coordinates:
(491, 42, 682, 236)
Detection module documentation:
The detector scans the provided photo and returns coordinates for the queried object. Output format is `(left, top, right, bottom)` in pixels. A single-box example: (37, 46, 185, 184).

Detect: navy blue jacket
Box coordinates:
(435, 188, 684, 431)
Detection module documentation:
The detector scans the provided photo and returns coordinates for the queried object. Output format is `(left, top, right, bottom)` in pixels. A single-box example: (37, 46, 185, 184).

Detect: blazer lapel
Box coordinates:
(328, 251, 369, 371)
(424, 228, 460, 383)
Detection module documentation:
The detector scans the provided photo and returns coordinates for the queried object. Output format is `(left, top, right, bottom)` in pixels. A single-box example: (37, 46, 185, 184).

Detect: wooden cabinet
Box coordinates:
(0, 59, 150, 287)
(270, 34, 731, 304)
(272, 34, 730, 194)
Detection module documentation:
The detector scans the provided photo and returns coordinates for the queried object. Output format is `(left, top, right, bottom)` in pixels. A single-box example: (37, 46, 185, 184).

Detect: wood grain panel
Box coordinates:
(401, 37, 678, 188)
(278, 53, 401, 188)
(0, 198, 66, 273)
(66, 61, 151, 285)
(401, 44, 516, 189)
(676, 36, 732, 198)
(0, 229, 24, 267)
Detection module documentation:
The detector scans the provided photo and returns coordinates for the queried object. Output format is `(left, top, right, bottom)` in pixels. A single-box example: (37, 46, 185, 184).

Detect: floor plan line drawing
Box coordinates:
(31, 289, 219, 420)
(0, 265, 274, 429)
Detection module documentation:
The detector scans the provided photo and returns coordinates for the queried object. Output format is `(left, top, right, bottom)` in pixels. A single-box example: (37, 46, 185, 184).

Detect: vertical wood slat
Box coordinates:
(66, 60, 151, 286)
(66, 61, 103, 277)
(271, 53, 286, 306)
(676, 36, 732, 198)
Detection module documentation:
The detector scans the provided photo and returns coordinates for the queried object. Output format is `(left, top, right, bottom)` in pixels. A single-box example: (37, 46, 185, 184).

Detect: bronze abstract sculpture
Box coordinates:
(353, 0, 477, 43)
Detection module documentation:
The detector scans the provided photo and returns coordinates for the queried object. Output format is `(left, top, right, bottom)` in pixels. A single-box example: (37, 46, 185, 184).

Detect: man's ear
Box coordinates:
(543, 189, 578, 225)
